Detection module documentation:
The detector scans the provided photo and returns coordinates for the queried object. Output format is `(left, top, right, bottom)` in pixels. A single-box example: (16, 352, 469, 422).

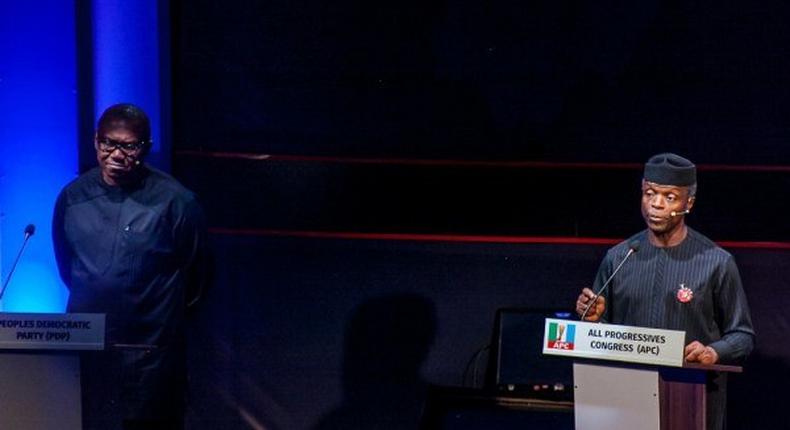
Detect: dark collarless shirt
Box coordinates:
(53, 166, 209, 426)
(52, 166, 209, 347)
(594, 228, 754, 430)
(594, 228, 755, 364)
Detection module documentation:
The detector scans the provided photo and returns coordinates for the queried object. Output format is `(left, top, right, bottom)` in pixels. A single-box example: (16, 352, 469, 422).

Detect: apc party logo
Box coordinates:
(547, 322, 576, 350)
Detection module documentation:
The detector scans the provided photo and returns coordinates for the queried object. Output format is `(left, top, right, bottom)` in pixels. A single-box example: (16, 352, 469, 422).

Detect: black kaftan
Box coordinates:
(53, 166, 209, 428)
(594, 228, 755, 430)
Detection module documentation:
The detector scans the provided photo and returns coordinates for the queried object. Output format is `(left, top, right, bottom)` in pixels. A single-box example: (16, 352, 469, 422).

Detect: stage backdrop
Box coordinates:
(172, 1, 790, 428)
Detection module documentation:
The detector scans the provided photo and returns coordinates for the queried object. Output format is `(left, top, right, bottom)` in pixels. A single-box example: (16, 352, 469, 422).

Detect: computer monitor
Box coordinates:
(485, 308, 574, 399)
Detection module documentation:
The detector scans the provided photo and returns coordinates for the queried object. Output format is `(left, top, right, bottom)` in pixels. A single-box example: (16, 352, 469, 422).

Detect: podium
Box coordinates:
(543, 319, 741, 430)
(0, 312, 105, 430)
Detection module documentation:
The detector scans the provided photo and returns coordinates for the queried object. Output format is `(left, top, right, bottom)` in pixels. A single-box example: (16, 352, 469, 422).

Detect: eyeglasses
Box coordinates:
(97, 137, 148, 153)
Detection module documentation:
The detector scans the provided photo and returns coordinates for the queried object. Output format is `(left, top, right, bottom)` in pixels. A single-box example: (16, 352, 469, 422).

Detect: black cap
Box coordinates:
(643, 153, 696, 186)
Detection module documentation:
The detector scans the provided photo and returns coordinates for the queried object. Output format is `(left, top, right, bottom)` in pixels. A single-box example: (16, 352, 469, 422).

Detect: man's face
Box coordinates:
(640, 181, 695, 234)
(95, 128, 146, 186)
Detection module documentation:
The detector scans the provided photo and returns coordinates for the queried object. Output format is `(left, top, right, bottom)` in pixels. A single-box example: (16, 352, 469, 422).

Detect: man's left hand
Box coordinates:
(684, 341, 719, 364)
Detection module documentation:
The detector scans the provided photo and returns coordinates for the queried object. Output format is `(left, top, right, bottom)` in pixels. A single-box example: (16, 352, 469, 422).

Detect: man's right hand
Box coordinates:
(576, 287, 606, 321)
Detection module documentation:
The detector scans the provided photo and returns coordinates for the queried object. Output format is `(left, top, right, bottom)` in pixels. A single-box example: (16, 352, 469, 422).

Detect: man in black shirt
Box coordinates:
(53, 104, 209, 429)
(575, 153, 754, 430)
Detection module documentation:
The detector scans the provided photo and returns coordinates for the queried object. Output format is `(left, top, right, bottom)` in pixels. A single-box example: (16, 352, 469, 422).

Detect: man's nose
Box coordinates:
(109, 148, 126, 158)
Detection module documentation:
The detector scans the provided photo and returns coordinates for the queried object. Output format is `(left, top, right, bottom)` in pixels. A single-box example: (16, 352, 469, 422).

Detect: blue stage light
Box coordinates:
(0, 1, 78, 312)
(1, 1, 168, 312)
(93, 0, 170, 171)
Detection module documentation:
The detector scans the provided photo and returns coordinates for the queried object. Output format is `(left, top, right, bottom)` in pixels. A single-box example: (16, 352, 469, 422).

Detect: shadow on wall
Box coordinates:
(314, 293, 437, 430)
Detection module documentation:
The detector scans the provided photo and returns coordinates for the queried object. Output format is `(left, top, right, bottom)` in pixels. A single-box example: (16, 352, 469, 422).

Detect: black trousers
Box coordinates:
(80, 345, 186, 430)
(706, 371, 727, 430)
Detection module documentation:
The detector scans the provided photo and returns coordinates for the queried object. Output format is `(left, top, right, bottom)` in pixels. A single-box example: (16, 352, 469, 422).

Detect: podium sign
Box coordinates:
(0, 312, 104, 350)
(542, 318, 685, 367)
(0, 313, 105, 429)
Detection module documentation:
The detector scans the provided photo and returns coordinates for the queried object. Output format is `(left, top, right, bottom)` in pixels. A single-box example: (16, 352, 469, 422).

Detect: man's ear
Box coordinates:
(687, 195, 696, 212)
(140, 139, 153, 159)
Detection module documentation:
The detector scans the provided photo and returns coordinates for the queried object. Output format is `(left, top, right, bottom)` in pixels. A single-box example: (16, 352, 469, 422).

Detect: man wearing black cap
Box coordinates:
(575, 153, 755, 430)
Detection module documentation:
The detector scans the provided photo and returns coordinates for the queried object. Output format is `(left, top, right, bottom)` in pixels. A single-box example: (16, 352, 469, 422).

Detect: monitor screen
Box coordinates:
(488, 309, 574, 397)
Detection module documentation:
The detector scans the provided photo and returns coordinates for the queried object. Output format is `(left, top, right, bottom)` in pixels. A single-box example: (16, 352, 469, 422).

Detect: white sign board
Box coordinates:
(0, 313, 104, 350)
(542, 318, 685, 367)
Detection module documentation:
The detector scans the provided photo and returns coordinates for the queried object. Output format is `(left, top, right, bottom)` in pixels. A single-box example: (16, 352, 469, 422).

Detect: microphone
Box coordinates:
(670, 209, 690, 217)
(580, 240, 640, 321)
(0, 224, 36, 302)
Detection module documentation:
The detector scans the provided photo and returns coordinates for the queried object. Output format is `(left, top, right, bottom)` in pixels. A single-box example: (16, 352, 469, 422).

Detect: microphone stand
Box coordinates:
(0, 232, 34, 303)
(580, 243, 639, 321)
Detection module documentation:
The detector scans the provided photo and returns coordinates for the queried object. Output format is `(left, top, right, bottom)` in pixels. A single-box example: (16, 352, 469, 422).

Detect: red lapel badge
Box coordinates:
(676, 284, 693, 303)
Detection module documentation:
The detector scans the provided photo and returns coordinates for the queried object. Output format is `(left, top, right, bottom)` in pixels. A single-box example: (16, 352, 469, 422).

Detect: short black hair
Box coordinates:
(97, 103, 151, 143)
